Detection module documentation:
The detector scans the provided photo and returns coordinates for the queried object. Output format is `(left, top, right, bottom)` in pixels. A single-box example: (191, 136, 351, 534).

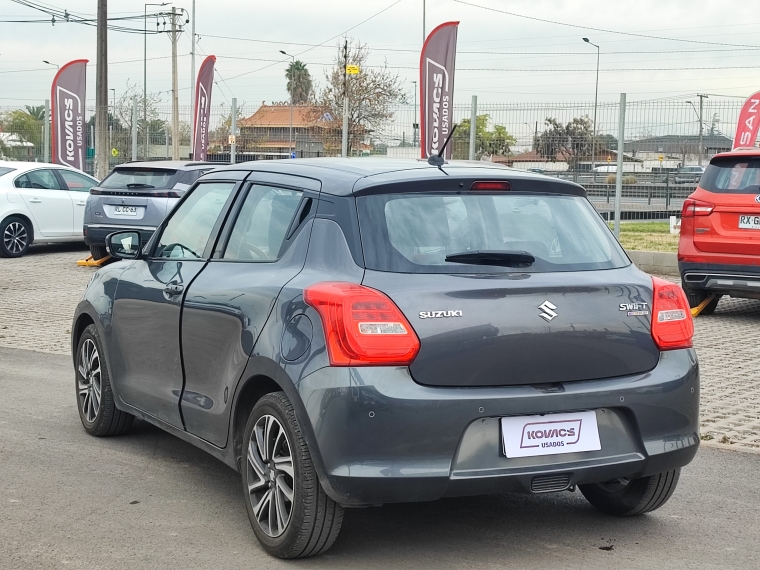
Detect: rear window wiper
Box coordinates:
(445, 250, 535, 267)
(126, 183, 155, 189)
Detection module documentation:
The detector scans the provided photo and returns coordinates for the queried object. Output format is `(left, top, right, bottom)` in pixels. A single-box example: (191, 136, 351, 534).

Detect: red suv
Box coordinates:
(678, 148, 760, 314)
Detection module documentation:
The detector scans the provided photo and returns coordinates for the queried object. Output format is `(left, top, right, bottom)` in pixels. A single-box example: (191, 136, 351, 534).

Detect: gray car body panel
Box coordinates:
(72, 158, 700, 507)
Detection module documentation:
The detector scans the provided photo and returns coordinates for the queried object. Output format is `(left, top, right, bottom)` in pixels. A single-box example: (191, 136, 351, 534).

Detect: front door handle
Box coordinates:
(29, 198, 42, 203)
(76, 201, 86, 206)
(164, 283, 184, 295)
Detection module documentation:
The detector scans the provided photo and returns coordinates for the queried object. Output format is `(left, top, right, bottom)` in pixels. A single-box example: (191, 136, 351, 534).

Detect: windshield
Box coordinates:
(357, 192, 629, 274)
(100, 168, 179, 190)
(700, 157, 760, 194)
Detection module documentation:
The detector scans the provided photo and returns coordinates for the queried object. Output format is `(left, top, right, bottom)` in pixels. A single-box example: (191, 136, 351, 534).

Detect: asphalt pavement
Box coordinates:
(1, 346, 759, 570)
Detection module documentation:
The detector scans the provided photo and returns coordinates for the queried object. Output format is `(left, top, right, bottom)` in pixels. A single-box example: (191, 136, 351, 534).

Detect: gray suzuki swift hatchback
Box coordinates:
(72, 158, 699, 558)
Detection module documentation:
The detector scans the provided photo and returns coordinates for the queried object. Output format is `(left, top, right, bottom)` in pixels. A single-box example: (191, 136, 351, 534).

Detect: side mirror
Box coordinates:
(105, 231, 142, 260)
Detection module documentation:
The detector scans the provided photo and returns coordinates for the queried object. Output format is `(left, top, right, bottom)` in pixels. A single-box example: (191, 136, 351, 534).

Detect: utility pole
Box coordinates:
(230, 98, 237, 164)
(423, 0, 426, 44)
(341, 39, 349, 158)
(469, 95, 477, 161)
(697, 94, 707, 166)
(170, 7, 180, 160)
(412, 80, 418, 147)
(189, 0, 196, 157)
(95, 0, 109, 179)
(43, 99, 50, 163)
(132, 96, 138, 160)
(614, 93, 626, 238)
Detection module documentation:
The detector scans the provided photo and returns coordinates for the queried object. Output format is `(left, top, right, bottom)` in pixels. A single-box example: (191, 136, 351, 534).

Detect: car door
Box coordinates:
(14, 169, 74, 237)
(55, 169, 98, 236)
(179, 174, 319, 447)
(109, 178, 242, 428)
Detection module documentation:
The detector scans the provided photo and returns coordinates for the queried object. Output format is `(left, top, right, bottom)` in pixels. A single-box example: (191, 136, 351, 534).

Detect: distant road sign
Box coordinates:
(111, 148, 119, 157)
(228, 135, 236, 145)
(290, 152, 297, 159)
(606, 156, 611, 163)
(346, 65, 360, 75)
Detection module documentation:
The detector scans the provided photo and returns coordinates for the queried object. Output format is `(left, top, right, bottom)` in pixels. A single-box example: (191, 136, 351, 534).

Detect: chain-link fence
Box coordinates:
(1, 97, 745, 252)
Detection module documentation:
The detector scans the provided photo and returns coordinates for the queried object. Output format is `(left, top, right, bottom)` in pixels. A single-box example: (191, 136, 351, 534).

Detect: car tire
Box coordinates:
(75, 324, 134, 437)
(89, 244, 109, 260)
(241, 392, 344, 558)
(685, 288, 720, 315)
(580, 469, 681, 516)
(0, 216, 31, 258)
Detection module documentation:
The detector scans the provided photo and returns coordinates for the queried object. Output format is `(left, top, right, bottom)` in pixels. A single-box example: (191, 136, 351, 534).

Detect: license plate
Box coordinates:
(501, 411, 601, 458)
(113, 206, 138, 216)
(739, 215, 760, 230)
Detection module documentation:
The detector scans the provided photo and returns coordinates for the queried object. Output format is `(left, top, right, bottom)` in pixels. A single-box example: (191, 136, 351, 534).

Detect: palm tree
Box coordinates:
(25, 105, 45, 121)
(285, 61, 313, 105)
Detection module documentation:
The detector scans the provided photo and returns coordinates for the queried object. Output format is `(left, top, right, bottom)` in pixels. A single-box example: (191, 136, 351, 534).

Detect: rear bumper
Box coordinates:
(298, 349, 700, 506)
(83, 224, 157, 247)
(679, 260, 760, 298)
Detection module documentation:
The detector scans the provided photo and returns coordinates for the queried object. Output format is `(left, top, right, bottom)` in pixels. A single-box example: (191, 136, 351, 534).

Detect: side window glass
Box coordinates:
(155, 181, 235, 259)
(15, 169, 61, 189)
(223, 185, 302, 261)
(58, 170, 97, 192)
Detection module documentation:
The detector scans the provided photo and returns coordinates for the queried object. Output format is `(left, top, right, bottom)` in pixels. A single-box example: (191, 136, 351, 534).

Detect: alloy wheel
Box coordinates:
(3, 221, 28, 254)
(77, 339, 102, 423)
(246, 414, 295, 537)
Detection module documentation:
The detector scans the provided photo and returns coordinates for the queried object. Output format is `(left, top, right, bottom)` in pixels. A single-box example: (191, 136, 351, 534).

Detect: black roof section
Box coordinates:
(210, 157, 586, 197)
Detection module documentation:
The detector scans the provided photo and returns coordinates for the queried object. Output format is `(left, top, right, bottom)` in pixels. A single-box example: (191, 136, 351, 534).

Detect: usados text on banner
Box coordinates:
(51, 59, 88, 171)
(419, 22, 459, 160)
(192, 55, 217, 161)
(733, 90, 760, 150)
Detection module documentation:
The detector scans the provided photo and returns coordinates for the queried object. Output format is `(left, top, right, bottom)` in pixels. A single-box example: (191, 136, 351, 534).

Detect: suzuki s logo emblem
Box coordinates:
(538, 300, 558, 322)
(755, 194, 760, 203)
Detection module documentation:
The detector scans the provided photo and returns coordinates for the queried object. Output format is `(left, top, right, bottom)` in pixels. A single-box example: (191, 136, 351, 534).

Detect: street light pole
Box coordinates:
(280, 51, 295, 156)
(583, 38, 600, 174)
(412, 80, 418, 147)
(697, 94, 707, 166)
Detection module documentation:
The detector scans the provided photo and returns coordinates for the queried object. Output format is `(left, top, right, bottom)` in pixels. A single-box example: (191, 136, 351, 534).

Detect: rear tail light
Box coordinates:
(470, 180, 511, 191)
(304, 282, 420, 366)
(681, 198, 714, 217)
(650, 277, 694, 351)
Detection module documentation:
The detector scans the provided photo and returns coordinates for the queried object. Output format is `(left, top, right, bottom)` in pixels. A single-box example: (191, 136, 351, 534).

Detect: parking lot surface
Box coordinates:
(2, 243, 759, 451)
(1, 345, 759, 570)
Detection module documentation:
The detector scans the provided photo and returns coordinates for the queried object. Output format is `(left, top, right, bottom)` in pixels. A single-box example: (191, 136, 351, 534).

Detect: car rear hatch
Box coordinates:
(691, 156, 760, 255)
(90, 166, 182, 226)
(356, 182, 660, 387)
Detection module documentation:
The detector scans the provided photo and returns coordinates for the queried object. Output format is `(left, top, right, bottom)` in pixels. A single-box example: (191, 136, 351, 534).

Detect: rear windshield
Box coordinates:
(700, 157, 760, 194)
(0, 167, 16, 177)
(100, 168, 179, 190)
(357, 193, 629, 274)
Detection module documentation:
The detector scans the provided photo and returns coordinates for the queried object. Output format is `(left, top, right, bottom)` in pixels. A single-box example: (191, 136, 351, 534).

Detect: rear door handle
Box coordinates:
(164, 283, 184, 295)
(29, 198, 42, 203)
(76, 201, 86, 206)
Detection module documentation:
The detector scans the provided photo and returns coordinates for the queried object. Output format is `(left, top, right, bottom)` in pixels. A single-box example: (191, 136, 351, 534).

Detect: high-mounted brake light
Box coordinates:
(304, 282, 420, 366)
(681, 198, 714, 218)
(470, 180, 511, 191)
(650, 277, 694, 351)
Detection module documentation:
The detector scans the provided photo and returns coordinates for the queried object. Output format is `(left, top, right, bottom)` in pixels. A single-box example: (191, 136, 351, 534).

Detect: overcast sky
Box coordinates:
(1, 0, 759, 110)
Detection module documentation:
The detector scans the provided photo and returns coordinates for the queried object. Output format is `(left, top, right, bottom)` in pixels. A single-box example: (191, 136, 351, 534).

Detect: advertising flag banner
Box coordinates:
(192, 55, 216, 160)
(733, 90, 760, 149)
(420, 22, 459, 159)
(51, 59, 88, 171)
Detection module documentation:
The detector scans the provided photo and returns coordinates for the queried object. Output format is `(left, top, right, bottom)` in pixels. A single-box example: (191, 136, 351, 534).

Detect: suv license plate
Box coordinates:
(113, 206, 138, 216)
(739, 215, 760, 230)
(501, 411, 601, 458)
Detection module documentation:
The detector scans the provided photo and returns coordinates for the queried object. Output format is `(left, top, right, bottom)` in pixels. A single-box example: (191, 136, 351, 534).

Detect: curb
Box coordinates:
(628, 250, 679, 276)
(700, 439, 760, 455)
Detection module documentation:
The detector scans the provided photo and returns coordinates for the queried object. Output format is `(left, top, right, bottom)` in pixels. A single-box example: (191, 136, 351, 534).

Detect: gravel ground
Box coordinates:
(1, 242, 759, 451)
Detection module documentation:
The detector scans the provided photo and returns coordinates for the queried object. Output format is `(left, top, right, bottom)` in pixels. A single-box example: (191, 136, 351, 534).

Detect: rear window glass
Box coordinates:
(700, 158, 760, 194)
(100, 168, 178, 190)
(0, 167, 16, 177)
(357, 193, 628, 274)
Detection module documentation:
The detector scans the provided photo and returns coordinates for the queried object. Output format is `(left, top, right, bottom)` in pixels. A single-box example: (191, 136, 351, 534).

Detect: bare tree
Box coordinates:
(317, 39, 406, 153)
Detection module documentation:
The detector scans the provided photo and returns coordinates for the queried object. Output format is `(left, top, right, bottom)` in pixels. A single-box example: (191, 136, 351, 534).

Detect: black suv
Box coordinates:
(72, 158, 699, 558)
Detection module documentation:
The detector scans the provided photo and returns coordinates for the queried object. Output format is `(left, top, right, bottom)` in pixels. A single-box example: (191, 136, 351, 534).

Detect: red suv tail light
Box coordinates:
(650, 277, 694, 351)
(304, 282, 420, 366)
(681, 198, 714, 218)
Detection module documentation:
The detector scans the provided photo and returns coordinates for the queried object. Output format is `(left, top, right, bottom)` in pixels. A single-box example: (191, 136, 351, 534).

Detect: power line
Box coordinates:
(453, 0, 760, 48)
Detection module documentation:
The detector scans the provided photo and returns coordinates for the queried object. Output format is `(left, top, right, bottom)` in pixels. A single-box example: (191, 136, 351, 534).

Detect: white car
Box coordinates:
(0, 161, 98, 257)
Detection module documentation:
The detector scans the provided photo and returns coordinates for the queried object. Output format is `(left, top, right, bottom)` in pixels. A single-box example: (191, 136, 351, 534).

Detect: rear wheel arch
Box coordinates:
(232, 374, 283, 467)
(2, 212, 35, 243)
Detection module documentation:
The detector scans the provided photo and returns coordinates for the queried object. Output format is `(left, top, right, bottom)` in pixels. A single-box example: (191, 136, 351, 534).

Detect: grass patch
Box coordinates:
(608, 221, 679, 253)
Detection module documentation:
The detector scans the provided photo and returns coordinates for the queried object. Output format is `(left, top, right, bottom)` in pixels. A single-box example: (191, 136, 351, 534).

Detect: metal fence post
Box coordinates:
(665, 174, 671, 210)
(165, 127, 169, 158)
(469, 95, 477, 161)
(43, 99, 50, 163)
(131, 95, 138, 161)
(614, 93, 626, 238)
(230, 97, 237, 165)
